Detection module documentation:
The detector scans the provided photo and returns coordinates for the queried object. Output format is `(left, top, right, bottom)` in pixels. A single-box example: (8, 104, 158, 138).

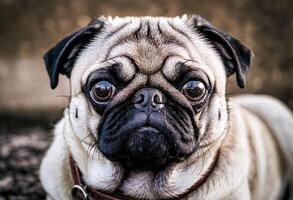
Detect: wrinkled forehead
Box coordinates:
(71, 16, 225, 94)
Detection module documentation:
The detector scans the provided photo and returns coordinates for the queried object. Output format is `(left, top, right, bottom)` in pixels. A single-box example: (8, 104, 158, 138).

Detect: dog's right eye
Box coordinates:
(90, 81, 116, 102)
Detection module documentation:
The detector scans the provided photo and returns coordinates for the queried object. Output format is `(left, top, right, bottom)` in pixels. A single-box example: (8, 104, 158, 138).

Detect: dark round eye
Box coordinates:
(90, 81, 116, 102)
(182, 80, 206, 101)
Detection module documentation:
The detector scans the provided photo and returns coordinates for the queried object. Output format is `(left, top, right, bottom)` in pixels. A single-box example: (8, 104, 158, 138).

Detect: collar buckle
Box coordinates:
(71, 184, 89, 200)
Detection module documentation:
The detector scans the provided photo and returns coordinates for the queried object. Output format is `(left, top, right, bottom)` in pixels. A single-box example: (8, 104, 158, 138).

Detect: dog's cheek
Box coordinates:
(69, 94, 100, 141)
(197, 94, 228, 142)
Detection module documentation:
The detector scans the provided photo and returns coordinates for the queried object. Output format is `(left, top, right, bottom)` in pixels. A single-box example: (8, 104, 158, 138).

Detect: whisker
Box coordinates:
(56, 94, 71, 99)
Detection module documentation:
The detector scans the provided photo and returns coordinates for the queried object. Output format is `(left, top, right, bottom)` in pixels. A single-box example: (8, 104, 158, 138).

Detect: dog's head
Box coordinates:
(44, 15, 252, 198)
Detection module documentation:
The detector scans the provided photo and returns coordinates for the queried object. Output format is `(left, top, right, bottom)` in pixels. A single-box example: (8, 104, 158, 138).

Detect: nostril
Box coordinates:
(153, 94, 163, 104)
(133, 88, 165, 111)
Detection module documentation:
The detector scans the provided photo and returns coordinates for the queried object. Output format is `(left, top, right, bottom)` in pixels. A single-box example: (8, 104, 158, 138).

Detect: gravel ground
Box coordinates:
(0, 127, 52, 199)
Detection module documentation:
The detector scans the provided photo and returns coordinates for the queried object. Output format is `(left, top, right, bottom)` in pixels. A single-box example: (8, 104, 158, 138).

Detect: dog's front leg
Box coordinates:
(40, 119, 73, 200)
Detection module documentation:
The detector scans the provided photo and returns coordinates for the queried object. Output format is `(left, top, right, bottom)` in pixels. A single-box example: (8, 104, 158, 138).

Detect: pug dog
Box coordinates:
(40, 15, 293, 200)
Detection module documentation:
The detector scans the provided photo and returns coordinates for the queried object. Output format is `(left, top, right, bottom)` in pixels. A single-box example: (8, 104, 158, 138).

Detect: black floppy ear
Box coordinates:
(192, 15, 253, 88)
(43, 19, 104, 89)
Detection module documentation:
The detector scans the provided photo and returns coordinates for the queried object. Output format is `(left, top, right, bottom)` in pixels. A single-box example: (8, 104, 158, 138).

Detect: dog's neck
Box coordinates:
(68, 151, 220, 200)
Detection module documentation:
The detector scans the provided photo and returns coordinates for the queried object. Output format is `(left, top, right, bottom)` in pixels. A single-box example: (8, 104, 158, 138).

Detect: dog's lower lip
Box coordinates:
(137, 126, 159, 132)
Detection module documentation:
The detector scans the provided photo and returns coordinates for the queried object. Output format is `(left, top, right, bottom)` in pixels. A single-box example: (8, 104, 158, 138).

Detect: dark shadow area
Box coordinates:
(0, 111, 62, 199)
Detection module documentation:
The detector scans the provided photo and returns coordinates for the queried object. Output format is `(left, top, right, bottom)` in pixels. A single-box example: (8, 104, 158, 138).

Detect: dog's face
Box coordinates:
(44, 15, 252, 198)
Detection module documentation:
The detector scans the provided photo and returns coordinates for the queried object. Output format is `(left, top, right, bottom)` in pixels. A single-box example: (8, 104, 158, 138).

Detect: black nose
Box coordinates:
(132, 88, 165, 113)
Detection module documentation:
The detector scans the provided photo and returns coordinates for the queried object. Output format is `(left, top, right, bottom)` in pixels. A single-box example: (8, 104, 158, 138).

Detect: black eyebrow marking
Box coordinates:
(134, 22, 142, 39)
(168, 60, 193, 81)
(157, 21, 162, 34)
(108, 62, 123, 77)
(146, 20, 152, 39)
(105, 21, 130, 39)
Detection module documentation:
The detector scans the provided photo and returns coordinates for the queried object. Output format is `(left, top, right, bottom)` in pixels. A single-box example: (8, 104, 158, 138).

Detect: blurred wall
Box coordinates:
(0, 0, 292, 120)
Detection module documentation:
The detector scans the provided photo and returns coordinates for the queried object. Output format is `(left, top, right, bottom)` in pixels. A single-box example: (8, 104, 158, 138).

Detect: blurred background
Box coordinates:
(0, 0, 292, 199)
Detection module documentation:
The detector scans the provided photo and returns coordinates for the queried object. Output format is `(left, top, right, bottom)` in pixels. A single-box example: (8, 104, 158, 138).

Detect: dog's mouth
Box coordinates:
(118, 126, 170, 171)
(98, 119, 195, 171)
(113, 126, 189, 171)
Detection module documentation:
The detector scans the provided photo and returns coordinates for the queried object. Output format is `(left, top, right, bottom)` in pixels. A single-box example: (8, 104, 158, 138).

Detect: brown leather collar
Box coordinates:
(69, 151, 219, 200)
(69, 155, 131, 200)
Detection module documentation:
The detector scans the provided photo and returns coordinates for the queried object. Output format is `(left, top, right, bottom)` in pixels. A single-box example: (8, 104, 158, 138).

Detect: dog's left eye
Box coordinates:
(90, 81, 116, 102)
(182, 80, 206, 101)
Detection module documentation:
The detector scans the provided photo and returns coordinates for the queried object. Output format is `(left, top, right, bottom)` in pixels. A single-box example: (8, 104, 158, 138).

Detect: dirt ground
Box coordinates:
(0, 126, 51, 199)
